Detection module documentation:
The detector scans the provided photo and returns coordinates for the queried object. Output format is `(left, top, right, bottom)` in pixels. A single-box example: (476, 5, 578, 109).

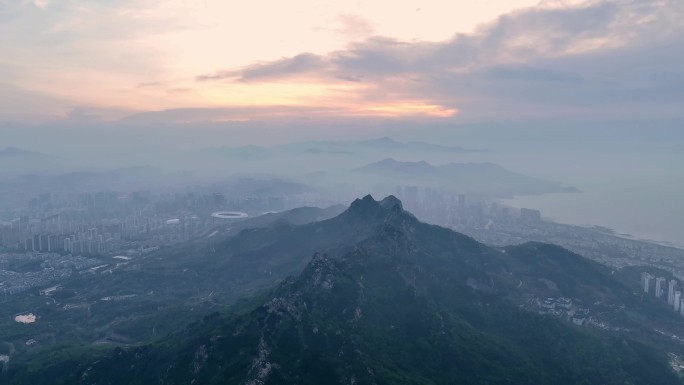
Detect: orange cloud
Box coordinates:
(352, 102, 458, 118)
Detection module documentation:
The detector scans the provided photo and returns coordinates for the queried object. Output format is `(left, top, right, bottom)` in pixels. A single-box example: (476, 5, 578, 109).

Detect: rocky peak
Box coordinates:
(347, 194, 378, 210)
(342, 194, 409, 223)
(378, 195, 402, 211)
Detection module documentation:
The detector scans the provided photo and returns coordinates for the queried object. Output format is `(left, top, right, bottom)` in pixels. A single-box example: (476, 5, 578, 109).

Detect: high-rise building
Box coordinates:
(403, 186, 419, 203)
(641, 272, 649, 292)
(655, 277, 666, 298)
(520, 208, 542, 222)
(458, 194, 466, 208)
(680, 298, 684, 317)
(675, 291, 681, 312)
(24, 237, 34, 251)
(20, 216, 29, 230)
(641, 272, 653, 293)
(668, 280, 678, 305)
(33, 234, 41, 251)
(47, 234, 56, 252)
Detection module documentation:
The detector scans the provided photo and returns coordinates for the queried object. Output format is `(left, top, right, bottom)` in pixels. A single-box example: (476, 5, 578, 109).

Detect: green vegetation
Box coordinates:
(4, 196, 683, 384)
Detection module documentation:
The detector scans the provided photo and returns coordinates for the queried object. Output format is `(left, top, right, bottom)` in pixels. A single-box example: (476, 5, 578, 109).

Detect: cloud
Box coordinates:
(197, 37, 428, 84)
(313, 13, 376, 39)
(479, 66, 583, 83)
(137, 82, 163, 88)
(0, 0, 195, 114)
(335, 14, 375, 38)
(198, 53, 326, 82)
(4, 0, 684, 124)
(32, 0, 49, 10)
(0, 82, 69, 123)
(196, 0, 684, 121)
(116, 100, 458, 126)
(65, 106, 135, 122)
(0, 82, 133, 124)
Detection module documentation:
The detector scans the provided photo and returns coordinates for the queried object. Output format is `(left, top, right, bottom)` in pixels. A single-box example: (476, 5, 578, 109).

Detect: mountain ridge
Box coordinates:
(5, 196, 683, 384)
(212, 137, 482, 160)
(0, 146, 59, 159)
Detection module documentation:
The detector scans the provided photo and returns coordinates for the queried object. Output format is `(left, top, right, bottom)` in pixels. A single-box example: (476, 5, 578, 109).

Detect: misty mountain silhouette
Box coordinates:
(0, 146, 68, 178)
(355, 159, 579, 195)
(0, 146, 57, 158)
(214, 138, 480, 158)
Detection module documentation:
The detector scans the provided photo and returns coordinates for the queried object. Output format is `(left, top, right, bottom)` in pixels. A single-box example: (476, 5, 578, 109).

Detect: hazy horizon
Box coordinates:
(2, 1, 683, 248)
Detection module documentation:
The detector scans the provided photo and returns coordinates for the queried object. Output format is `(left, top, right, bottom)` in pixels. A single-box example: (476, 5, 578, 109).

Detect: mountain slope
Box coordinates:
(354, 158, 439, 177)
(6, 196, 682, 385)
(223, 204, 347, 236)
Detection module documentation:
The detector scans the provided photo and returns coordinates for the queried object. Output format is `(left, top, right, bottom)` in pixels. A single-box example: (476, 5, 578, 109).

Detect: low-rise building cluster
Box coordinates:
(0, 252, 101, 294)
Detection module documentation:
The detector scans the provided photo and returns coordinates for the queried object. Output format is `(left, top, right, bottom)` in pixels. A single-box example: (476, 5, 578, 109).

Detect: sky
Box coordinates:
(2, 0, 683, 125)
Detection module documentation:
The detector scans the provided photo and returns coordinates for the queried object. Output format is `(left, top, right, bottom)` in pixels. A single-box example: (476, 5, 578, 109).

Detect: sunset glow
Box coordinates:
(354, 103, 458, 118)
(0, 0, 541, 121)
(1, 0, 682, 123)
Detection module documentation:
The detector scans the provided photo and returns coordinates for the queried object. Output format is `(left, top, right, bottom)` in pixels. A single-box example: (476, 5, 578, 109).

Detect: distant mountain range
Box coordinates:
(0, 146, 57, 159)
(355, 158, 579, 196)
(214, 137, 482, 158)
(0, 165, 315, 200)
(5, 196, 681, 384)
(356, 158, 438, 175)
(0, 166, 168, 194)
(0, 146, 66, 177)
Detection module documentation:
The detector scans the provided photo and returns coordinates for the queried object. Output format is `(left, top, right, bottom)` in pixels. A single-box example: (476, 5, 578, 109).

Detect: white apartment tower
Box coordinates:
(669, 280, 678, 306)
(642, 273, 653, 293)
(675, 291, 682, 312)
(655, 277, 666, 298)
(642, 272, 649, 293)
